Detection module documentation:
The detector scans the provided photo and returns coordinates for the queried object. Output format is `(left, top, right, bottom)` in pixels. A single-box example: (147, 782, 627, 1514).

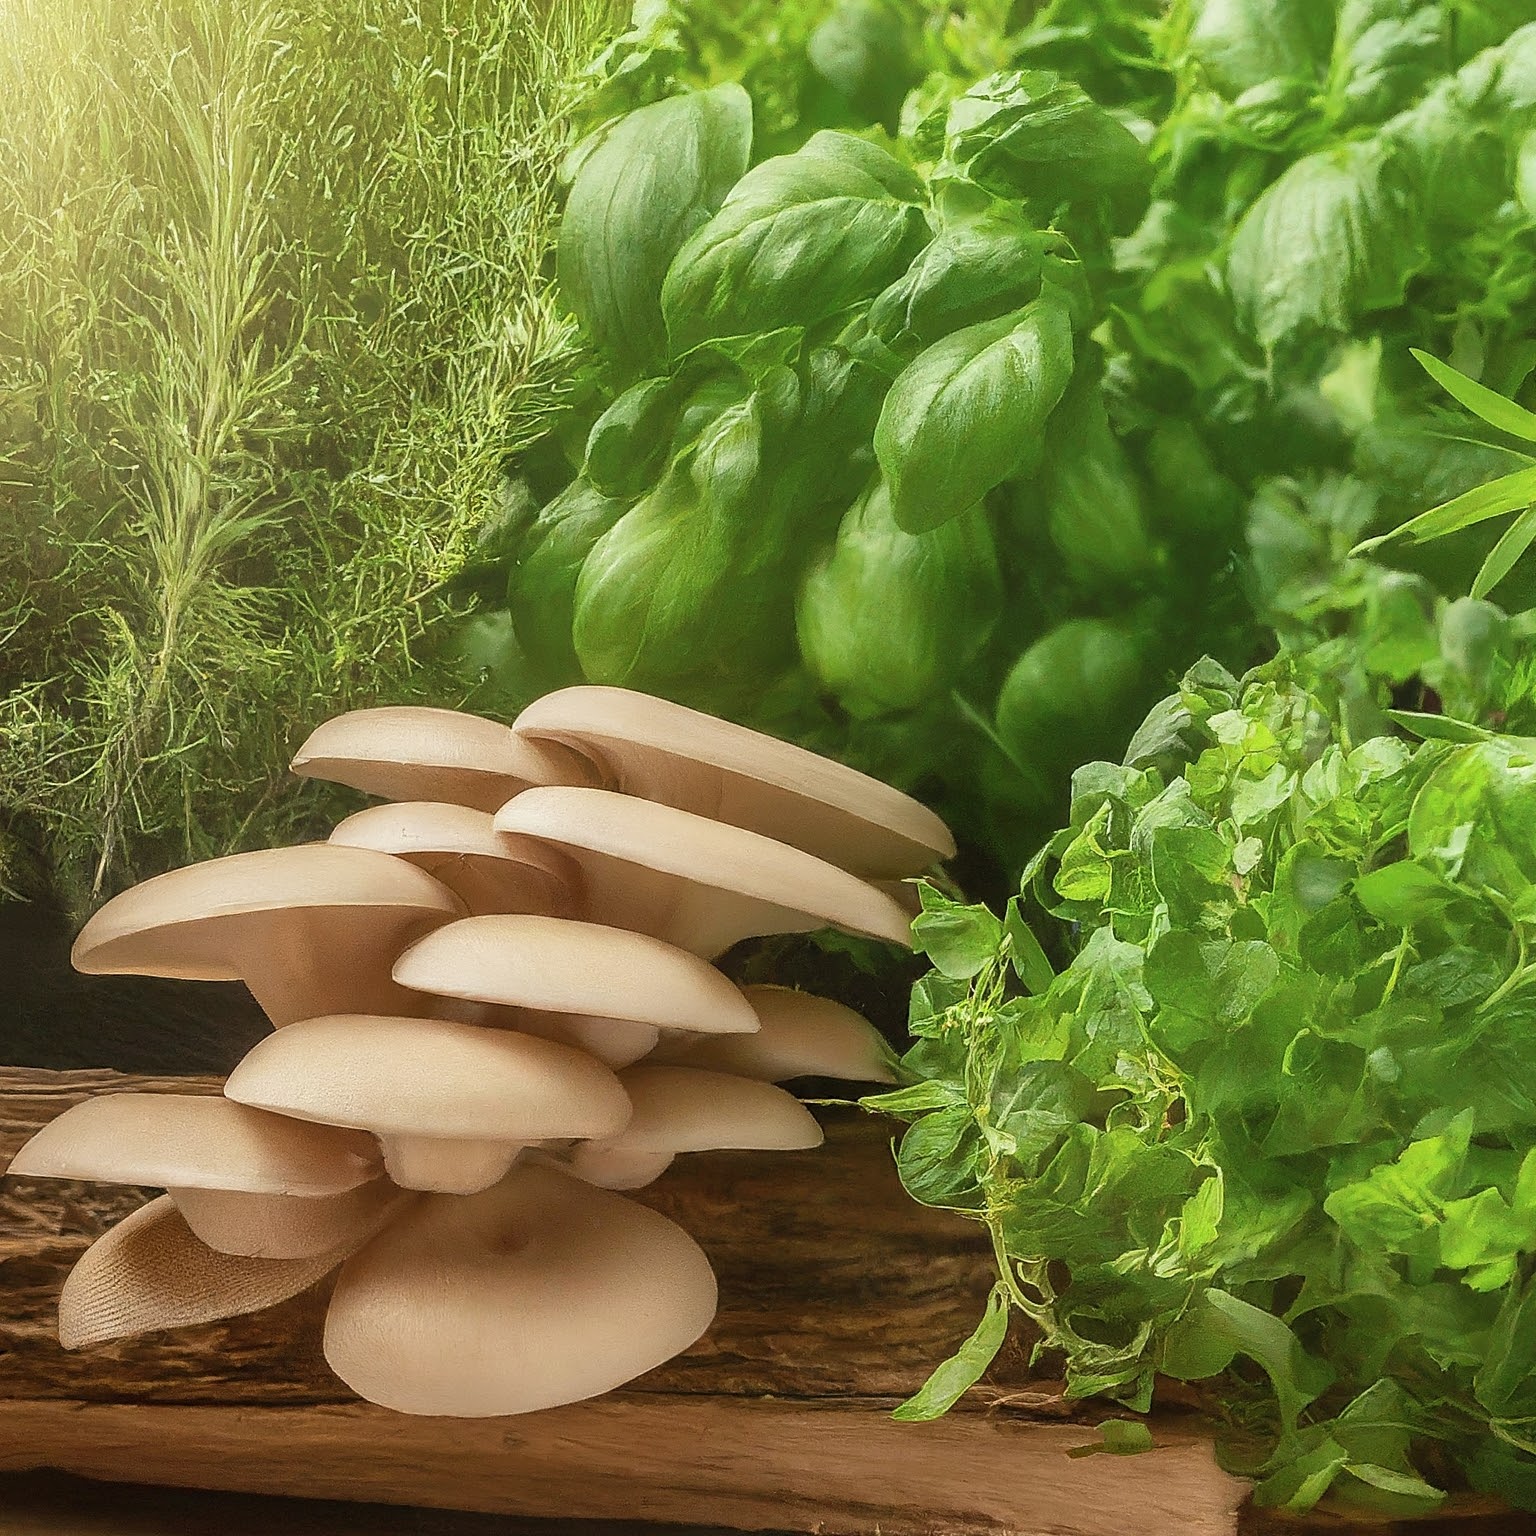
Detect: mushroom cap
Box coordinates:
(69, 846, 462, 1027)
(513, 686, 955, 879)
(169, 1182, 406, 1261)
(392, 914, 759, 1036)
(323, 1163, 718, 1416)
(601, 1066, 824, 1154)
(429, 997, 661, 1071)
(493, 787, 914, 955)
(328, 802, 576, 916)
(60, 1195, 351, 1350)
(6, 1093, 380, 1195)
(224, 1014, 633, 1143)
(292, 705, 591, 813)
(653, 985, 896, 1083)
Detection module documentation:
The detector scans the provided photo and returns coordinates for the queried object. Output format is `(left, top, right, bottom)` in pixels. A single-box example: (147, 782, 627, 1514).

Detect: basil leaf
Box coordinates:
(1185, 0, 1332, 97)
(874, 289, 1074, 533)
(807, 0, 922, 129)
(1227, 141, 1421, 352)
(892, 1284, 1010, 1421)
(867, 216, 1055, 348)
(583, 377, 678, 497)
(796, 479, 1002, 718)
(661, 130, 927, 355)
(558, 84, 753, 370)
(571, 385, 794, 688)
(508, 479, 628, 679)
(941, 69, 1150, 221)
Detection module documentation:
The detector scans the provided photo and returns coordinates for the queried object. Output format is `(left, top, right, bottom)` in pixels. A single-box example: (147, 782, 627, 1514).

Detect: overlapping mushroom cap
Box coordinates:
(7, 1093, 391, 1259)
(567, 1066, 824, 1190)
(322, 1164, 718, 1416)
(21, 681, 956, 1420)
(513, 686, 955, 878)
(70, 845, 462, 1028)
(292, 705, 592, 811)
(225, 1014, 632, 1194)
(58, 1195, 367, 1350)
(651, 985, 897, 1084)
(393, 913, 759, 1067)
(494, 787, 913, 958)
(328, 802, 576, 917)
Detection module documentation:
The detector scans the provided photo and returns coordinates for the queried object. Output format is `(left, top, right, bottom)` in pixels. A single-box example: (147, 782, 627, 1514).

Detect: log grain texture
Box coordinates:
(0, 1068, 1521, 1536)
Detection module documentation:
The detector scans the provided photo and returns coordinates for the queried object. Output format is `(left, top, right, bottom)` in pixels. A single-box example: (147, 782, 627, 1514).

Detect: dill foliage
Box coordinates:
(0, 0, 618, 912)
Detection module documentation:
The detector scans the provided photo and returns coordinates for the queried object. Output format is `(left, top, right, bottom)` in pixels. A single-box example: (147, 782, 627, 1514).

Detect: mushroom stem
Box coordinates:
(168, 1182, 402, 1260)
(244, 954, 413, 1032)
(566, 1143, 676, 1190)
(377, 1135, 523, 1195)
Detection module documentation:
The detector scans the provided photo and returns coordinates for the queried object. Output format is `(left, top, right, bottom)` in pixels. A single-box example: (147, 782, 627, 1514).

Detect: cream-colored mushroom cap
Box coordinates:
(392, 914, 759, 1036)
(7, 1094, 390, 1260)
(494, 787, 913, 958)
(59, 1196, 355, 1350)
(225, 1013, 633, 1195)
(323, 1163, 717, 1416)
(7, 1093, 380, 1194)
(432, 997, 661, 1071)
(653, 985, 896, 1083)
(514, 685, 955, 879)
(292, 705, 591, 813)
(69, 845, 462, 1028)
(328, 802, 576, 917)
(567, 1065, 822, 1189)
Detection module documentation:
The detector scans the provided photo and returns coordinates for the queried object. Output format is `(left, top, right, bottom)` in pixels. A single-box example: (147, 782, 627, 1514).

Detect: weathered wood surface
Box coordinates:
(0, 1069, 1522, 1535)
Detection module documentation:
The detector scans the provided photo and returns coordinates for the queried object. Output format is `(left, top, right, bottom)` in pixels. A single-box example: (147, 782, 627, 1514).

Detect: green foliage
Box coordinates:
(479, 0, 1536, 880)
(881, 608, 1536, 1510)
(0, 0, 618, 911)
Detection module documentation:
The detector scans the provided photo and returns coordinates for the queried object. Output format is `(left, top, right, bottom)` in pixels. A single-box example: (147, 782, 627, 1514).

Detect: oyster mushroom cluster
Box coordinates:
(9, 686, 953, 1417)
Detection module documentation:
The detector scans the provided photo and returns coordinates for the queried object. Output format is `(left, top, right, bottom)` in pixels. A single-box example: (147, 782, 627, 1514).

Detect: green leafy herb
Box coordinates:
(882, 634, 1536, 1510)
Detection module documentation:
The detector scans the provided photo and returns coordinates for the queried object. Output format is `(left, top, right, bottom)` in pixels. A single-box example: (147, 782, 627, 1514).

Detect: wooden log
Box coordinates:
(0, 1069, 1516, 1535)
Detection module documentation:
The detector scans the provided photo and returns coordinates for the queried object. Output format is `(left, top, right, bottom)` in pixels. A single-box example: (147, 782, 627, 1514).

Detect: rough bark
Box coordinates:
(0, 1069, 1519, 1535)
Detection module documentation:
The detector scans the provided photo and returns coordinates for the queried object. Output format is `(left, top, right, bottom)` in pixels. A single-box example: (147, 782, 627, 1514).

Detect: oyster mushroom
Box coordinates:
(7, 1094, 390, 1259)
(392, 914, 759, 1070)
(328, 801, 577, 917)
(323, 1162, 717, 1416)
(292, 705, 592, 813)
(566, 1065, 823, 1190)
(225, 1013, 633, 1195)
(652, 984, 897, 1084)
(59, 1195, 368, 1349)
(494, 787, 914, 959)
(70, 844, 462, 1028)
(513, 685, 955, 879)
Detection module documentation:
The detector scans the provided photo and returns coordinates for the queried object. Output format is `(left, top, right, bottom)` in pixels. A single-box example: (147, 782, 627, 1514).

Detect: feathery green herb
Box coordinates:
(0, 0, 618, 911)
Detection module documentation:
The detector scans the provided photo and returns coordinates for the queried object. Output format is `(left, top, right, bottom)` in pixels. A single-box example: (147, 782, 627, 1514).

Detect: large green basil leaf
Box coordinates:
(1326, 0, 1446, 126)
(571, 382, 796, 688)
(1184, 0, 1332, 98)
(807, 0, 923, 129)
(995, 618, 1147, 778)
(874, 288, 1074, 533)
(941, 70, 1149, 220)
(1226, 140, 1422, 352)
(509, 478, 628, 680)
(796, 479, 1002, 717)
(557, 84, 752, 371)
(583, 377, 678, 497)
(867, 215, 1056, 349)
(1041, 374, 1153, 588)
(660, 129, 928, 355)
